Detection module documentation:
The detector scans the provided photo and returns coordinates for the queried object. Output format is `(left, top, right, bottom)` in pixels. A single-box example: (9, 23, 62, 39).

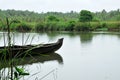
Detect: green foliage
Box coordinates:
(35, 22, 45, 31)
(101, 23, 107, 28)
(15, 67, 29, 76)
(14, 67, 29, 80)
(106, 21, 120, 31)
(93, 9, 120, 21)
(1, 9, 120, 31)
(57, 22, 68, 31)
(65, 21, 76, 31)
(89, 22, 101, 30)
(96, 28, 108, 31)
(45, 22, 58, 31)
(15, 23, 32, 32)
(47, 15, 59, 22)
(79, 10, 93, 22)
(74, 22, 90, 31)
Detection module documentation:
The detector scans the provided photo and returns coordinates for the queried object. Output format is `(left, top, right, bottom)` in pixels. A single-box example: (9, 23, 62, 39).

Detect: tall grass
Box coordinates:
(1, 19, 120, 32)
(0, 18, 64, 80)
(0, 18, 31, 80)
(15, 23, 32, 32)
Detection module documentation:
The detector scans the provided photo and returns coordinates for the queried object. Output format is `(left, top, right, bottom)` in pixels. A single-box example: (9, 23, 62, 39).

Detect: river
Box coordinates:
(0, 31, 120, 80)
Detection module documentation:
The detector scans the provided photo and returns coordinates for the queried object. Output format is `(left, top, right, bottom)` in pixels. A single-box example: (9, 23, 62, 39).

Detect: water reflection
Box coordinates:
(1, 31, 120, 80)
(0, 53, 63, 69)
(1, 31, 120, 46)
(0, 53, 63, 80)
(79, 32, 93, 44)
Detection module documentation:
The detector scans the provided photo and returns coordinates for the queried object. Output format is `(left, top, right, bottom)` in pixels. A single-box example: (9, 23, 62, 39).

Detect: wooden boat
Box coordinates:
(0, 38, 64, 58)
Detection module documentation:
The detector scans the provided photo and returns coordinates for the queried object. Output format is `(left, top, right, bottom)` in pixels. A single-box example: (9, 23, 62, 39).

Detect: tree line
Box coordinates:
(0, 9, 120, 31)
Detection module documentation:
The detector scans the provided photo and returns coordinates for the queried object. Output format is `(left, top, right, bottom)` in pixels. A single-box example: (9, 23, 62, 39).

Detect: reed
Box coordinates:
(15, 22, 32, 32)
(0, 18, 57, 80)
(0, 18, 30, 80)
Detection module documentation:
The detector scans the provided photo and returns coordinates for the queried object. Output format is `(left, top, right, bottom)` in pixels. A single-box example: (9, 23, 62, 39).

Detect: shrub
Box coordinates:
(15, 23, 32, 32)
(65, 21, 75, 31)
(90, 22, 101, 30)
(107, 22, 120, 31)
(74, 22, 90, 31)
(35, 22, 45, 31)
(44, 22, 58, 31)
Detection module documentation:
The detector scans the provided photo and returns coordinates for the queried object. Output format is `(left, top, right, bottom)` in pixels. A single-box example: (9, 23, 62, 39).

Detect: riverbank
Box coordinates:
(0, 21, 120, 32)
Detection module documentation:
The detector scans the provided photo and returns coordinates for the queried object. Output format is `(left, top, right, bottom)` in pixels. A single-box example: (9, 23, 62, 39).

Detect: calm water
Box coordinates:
(0, 31, 120, 80)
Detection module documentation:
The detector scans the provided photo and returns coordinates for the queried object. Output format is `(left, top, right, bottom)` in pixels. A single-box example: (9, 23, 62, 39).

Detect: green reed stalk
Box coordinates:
(6, 17, 13, 80)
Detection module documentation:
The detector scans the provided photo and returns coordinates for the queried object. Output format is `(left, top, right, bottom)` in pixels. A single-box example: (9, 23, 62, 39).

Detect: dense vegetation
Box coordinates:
(0, 9, 120, 32)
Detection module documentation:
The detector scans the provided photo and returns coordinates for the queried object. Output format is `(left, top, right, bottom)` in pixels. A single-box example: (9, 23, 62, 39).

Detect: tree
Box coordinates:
(47, 16, 59, 22)
(79, 10, 93, 22)
(101, 9, 107, 20)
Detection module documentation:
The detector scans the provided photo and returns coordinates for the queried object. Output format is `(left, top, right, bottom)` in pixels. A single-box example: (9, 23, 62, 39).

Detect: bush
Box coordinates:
(56, 22, 68, 31)
(107, 22, 120, 31)
(35, 22, 45, 31)
(44, 22, 58, 31)
(15, 23, 32, 32)
(74, 22, 90, 31)
(90, 22, 101, 30)
(65, 21, 75, 31)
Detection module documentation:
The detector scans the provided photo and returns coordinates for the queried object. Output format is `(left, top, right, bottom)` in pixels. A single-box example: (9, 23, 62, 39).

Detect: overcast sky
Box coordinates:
(0, 0, 120, 13)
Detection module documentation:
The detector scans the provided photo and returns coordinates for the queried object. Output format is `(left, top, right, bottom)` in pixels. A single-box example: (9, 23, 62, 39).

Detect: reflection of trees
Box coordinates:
(116, 34, 120, 39)
(46, 31, 78, 40)
(46, 31, 60, 40)
(62, 32, 78, 38)
(80, 33, 93, 44)
(0, 33, 3, 40)
(46, 31, 94, 45)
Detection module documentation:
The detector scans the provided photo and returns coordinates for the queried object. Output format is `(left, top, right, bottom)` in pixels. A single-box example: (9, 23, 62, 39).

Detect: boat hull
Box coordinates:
(0, 38, 64, 58)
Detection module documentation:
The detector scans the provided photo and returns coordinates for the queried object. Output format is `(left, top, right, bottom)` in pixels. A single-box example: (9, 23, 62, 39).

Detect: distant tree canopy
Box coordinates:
(79, 10, 93, 22)
(0, 9, 120, 23)
(1, 9, 120, 31)
(47, 15, 59, 22)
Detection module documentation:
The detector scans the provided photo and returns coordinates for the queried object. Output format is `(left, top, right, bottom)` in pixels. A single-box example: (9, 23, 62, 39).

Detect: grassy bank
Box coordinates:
(0, 21, 120, 32)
